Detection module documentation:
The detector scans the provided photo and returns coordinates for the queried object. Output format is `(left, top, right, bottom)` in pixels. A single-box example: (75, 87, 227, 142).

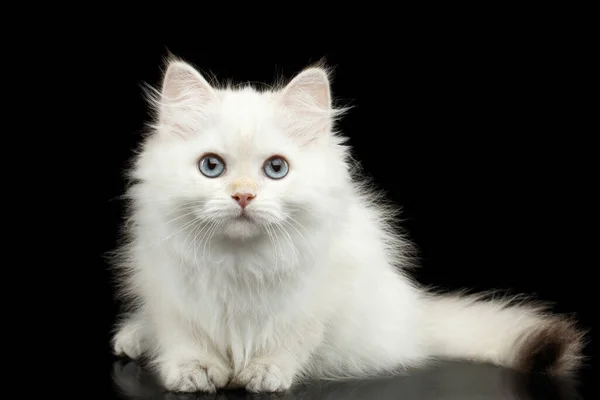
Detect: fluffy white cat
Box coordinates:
(111, 58, 584, 393)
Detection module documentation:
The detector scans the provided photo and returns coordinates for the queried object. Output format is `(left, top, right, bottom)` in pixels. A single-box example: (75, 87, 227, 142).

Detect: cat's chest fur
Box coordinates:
(162, 233, 316, 358)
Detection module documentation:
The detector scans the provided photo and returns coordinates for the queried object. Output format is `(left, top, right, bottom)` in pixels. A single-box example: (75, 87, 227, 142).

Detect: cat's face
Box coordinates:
(135, 61, 348, 241)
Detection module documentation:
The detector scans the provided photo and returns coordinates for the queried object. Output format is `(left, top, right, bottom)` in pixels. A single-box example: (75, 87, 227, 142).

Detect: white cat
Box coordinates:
(111, 58, 584, 393)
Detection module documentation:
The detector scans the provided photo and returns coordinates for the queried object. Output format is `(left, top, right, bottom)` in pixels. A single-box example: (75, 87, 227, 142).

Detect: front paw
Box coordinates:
(235, 362, 293, 393)
(160, 360, 231, 393)
(113, 321, 145, 360)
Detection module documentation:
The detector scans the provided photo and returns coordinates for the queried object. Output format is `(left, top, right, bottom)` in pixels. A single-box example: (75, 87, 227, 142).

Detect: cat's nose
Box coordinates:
(232, 192, 255, 209)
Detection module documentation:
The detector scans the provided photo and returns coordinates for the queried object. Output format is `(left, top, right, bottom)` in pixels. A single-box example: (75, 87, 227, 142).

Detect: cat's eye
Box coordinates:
(198, 154, 226, 178)
(263, 156, 289, 179)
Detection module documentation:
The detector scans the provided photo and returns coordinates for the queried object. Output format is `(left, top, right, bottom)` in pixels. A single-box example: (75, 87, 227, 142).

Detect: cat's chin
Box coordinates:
(221, 216, 263, 240)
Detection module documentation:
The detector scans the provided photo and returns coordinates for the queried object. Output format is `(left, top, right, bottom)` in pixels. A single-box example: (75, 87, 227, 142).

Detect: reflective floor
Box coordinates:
(111, 359, 586, 399)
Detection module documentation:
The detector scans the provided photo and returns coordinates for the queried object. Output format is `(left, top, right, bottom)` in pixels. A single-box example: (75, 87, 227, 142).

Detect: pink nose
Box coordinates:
(232, 192, 255, 209)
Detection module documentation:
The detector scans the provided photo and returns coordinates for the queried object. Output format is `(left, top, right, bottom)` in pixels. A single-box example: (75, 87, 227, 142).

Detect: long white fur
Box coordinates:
(111, 59, 578, 393)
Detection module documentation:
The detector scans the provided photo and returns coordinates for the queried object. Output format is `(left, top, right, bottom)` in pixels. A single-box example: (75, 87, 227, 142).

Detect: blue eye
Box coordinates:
(263, 156, 289, 179)
(198, 154, 226, 178)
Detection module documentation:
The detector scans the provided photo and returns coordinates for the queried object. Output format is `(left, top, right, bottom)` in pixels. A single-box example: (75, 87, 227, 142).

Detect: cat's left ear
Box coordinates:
(280, 67, 335, 141)
(281, 67, 331, 110)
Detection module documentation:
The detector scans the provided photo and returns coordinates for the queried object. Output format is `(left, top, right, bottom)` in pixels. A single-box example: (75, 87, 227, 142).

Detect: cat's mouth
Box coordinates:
(233, 210, 253, 221)
(219, 210, 265, 239)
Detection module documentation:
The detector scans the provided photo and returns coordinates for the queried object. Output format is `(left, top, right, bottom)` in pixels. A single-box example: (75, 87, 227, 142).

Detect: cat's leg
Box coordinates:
(235, 354, 299, 393)
(149, 309, 232, 393)
(305, 272, 430, 380)
(233, 322, 324, 393)
(112, 311, 148, 360)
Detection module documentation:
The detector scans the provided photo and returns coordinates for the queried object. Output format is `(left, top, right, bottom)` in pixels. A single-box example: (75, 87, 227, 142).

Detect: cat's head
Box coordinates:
(133, 59, 350, 241)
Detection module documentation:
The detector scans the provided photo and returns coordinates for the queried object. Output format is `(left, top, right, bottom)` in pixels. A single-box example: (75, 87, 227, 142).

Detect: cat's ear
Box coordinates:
(153, 60, 216, 137)
(281, 67, 331, 110)
(161, 60, 215, 104)
(280, 67, 335, 142)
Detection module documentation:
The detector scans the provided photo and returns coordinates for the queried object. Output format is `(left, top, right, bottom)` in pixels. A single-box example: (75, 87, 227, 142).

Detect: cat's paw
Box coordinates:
(113, 323, 144, 359)
(160, 360, 231, 393)
(235, 362, 292, 393)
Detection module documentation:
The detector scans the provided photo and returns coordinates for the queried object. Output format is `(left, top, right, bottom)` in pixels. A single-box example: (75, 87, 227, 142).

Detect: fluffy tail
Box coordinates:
(423, 291, 585, 376)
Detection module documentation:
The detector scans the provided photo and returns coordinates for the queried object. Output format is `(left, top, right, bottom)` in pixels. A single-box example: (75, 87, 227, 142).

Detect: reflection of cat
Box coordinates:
(110, 58, 584, 394)
(112, 360, 579, 400)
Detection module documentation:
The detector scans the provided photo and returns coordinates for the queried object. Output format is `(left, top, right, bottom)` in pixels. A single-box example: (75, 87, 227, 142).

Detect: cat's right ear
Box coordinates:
(154, 61, 216, 136)
(161, 61, 214, 103)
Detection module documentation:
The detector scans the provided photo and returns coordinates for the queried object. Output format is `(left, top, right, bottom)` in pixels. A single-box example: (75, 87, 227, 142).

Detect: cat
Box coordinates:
(110, 57, 585, 394)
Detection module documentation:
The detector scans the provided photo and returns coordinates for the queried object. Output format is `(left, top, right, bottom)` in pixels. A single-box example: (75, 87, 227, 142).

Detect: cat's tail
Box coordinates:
(422, 291, 586, 376)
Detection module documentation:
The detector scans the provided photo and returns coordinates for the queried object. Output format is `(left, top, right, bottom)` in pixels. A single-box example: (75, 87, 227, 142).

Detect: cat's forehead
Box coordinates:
(217, 88, 277, 123)
(211, 88, 288, 149)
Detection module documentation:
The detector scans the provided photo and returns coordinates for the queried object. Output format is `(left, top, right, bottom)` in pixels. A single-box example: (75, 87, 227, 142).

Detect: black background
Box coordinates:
(86, 19, 595, 398)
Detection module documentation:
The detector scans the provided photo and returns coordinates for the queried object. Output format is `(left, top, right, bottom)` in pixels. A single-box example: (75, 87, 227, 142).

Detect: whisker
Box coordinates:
(164, 209, 201, 226)
(161, 217, 200, 244)
(200, 219, 221, 265)
(208, 220, 224, 260)
(205, 220, 224, 264)
(181, 219, 205, 263)
(182, 220, 203, 278)
(197, 220, 218, 267)
(272, 221, 298, 265)
(263, 222, 280, 269)
(192, 220, 215, 269)
(282, 218, 315, 261)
